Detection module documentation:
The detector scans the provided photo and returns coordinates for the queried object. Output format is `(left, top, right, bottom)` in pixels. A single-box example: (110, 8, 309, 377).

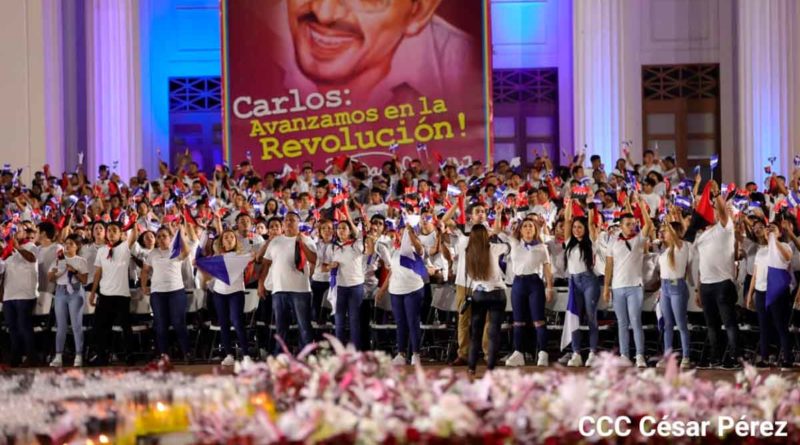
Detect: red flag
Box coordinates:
(108, 181, 119, 196)
(571, 200, 585, 218)
(1, 239, 15, 260)
(456, 195, 466, 225)
(294, 238, 307, 272)
(333, 154, 348, 171)
(696, 181, 715, 226)
(182, 207, 198, 226)
(198, 173, 209, 189)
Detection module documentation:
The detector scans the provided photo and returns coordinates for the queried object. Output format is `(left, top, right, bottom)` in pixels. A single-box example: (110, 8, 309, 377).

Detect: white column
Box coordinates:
(573, 0, 625, 166)
(0, 0, 62, 181)
(736, 0, 800, 186)
(85, 0, 142, 180)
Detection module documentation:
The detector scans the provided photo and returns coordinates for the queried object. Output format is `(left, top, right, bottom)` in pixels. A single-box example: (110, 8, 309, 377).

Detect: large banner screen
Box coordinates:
(222, 0, 493, 172)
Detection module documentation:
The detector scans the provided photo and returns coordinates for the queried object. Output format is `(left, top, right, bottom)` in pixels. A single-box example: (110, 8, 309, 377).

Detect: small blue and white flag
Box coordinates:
(328, 267, 338, 315)
(561, 281, 580, 351)
(170, 231, 183, 259)
(195, 254, 252, 286)
(710, 154, 719, 171)
(446, 184, 462, 197)
(674, 195, 693, 210)
(399, 229, 428, 279)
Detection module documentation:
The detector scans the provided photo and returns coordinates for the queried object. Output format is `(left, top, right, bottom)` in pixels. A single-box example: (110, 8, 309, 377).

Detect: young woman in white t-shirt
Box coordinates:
(747, 224, 794, 369)
(140, 226, 190, 360)
(657, 221, 693, 369)
(562, 198, 604, 367)
(48, 234, 89, 367)
(465, 224, 511, 374)
(326, 219, 371, 349)
(376, 225, 425, 366)
(502, 214, 554, 368)
(206, 229, 250, 366)
(310, 219, 334, 324)
(88, 220, 138, 366)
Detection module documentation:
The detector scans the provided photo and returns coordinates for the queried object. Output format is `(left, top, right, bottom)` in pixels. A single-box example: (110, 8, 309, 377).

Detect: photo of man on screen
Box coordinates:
(267, 0, 480, 106)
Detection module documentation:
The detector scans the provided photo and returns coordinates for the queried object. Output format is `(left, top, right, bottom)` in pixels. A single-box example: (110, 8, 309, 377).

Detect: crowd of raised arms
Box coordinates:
(1, 146, 800, 373)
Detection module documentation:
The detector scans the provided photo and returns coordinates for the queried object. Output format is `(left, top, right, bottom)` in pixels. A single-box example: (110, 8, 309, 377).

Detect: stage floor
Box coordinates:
(16, 363, 800, 382)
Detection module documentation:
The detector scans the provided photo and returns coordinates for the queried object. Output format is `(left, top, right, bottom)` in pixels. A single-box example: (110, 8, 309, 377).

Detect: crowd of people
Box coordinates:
(1, 146, 799, 373)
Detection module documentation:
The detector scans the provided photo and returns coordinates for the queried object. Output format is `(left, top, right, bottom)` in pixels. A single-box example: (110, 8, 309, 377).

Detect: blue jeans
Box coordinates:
(569, 272, 600, 353)
(212, 291, 248, 356)
(612, 286, 645, 357)
(54, 285, 85, 354)
(272, 291, 314, 351)
(3, 299, 36, 363)
(660, 279, 690, 357)
(755, 291, 792, 362)
(511, 274, 546, 352)
(390, 288, 424, 355)
(150, 289, 189, 355)
(335, 284, 364, 349)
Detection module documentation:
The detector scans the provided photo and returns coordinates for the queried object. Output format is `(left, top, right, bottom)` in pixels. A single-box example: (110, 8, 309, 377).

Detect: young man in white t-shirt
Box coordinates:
(693, 184, 739, 368)
(603, 197, 653, 368)
(1, 227, 39, 366)
(88, 221, 138, 366)
(261, 212, 317, 351)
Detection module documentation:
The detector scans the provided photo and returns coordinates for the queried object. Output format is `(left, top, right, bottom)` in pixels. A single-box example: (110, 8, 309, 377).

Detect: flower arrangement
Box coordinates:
(1, 338, 800, 444)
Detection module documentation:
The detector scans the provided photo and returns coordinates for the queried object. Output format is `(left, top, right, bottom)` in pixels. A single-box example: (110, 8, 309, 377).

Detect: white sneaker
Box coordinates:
(391, 354, 407, 366)
(73, 355, 83, 367)
(656, 358, 667, 369)
(680, 358, 692, 369)
(585, 352, 598, 367)
(619, 355, 633, 367)
(635, 355, 647, 368)
(505, 351, 525, 367)
(221, 354, 235, 367)
(49, 353, 63, 368)
(410, 353, 421, 366)
(242, 355, 255, 368)
(537, 351, 549, 367)
(567, 353, 583, 367)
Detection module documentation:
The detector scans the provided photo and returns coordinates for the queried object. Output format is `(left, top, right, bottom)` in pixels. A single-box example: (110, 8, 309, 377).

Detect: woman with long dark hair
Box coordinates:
(503, 213, 554, 367)
(48, 234, 88, 367)
(326, 219, 372, 349)
(465, 224, 510, 374)
(657, 220, 693, 369)
(563, 201, 601, 367)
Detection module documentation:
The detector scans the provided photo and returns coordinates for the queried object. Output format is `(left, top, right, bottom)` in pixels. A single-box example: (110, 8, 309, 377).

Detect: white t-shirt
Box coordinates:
(264, 235, 315, 293)
(468, 242, 511, 292)
(212, 252, 246, 295)
(37, 243, 61, 295)
(695, 220, 736, 284)
(564, 237, 596, 275)
(55, 255, 89, 287)
(753, 246, 769, 292)
(311, 241, 333, 283)
(507, 237, 550, 276)
(332, 241, 365, 287)
(95, 243, 132, 297)
(3, 243, 39, 300)
(386, 250, 425, 295)
(608, 234, 646, 289)
(145, 248, 185, 293)
(80, 242, 103, 281)
(546, 238, 567, 279)
(754, 236, 793, 292)
(658, 241, 693, 280)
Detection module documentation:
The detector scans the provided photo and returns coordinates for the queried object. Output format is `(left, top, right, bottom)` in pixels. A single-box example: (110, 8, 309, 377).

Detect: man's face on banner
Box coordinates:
(287, 0, 438, 87)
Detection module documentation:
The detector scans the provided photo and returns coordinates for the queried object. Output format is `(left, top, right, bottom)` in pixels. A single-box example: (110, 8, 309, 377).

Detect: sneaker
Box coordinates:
(618, 355, 633, 367)
(537, 351, 549, 367)
(242, 355, 255, 368)
(720, 358, 740, 370)
(780, 361, 793, 371)
(680, 358, 692, 369)
(49, 354, 63, 368)
(410, 354, 421, 366)
(585, 352, 598, 367)
(221, 355, 235, 367)
(635, 355, 647, 368)
(391, 354, 407, 366)
(504, 351, 525, 367)
(567, 353, 583, 367)
(656, 358, 667, 369)
(558, 352, 573, 366)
